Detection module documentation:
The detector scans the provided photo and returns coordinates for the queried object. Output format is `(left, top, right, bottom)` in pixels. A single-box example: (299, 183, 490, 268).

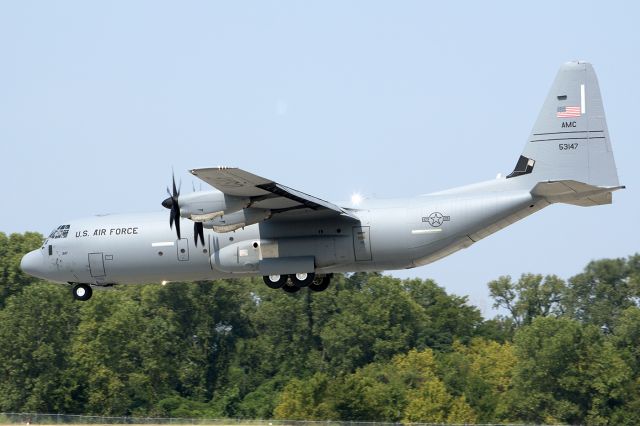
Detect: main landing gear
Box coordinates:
(72, 283, 93, 301)
(262, 274, 332, 293)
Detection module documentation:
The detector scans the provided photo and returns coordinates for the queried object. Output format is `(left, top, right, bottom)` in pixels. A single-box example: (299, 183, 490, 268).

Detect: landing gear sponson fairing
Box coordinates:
(21, 62, 623, 301)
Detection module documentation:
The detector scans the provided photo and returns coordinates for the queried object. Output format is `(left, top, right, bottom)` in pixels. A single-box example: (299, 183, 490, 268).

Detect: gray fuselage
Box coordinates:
(23, 179, 539, 287)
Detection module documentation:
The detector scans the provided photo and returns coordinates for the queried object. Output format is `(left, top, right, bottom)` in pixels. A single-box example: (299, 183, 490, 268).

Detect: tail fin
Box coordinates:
(507, 61, 621, 195)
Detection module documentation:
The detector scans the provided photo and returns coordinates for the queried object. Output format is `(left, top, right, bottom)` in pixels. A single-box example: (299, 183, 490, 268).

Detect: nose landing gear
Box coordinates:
(71, 283, 93, 301)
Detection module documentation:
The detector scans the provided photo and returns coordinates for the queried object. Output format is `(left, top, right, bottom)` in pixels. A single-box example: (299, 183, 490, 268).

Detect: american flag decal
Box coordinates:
(557, 106, 581, 118)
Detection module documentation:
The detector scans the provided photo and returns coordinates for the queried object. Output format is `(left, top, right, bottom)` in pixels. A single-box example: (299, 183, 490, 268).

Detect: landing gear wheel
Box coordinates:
(309, 275, 331, 292)
(72, 283, 93, 301)
(263, 275, 287, 289)
(290, 272, 315, 288)
(282, 281, 301, 293)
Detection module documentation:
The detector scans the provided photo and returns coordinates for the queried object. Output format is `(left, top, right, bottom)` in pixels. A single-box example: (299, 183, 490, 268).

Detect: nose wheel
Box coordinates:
(72, 283, 93, 301)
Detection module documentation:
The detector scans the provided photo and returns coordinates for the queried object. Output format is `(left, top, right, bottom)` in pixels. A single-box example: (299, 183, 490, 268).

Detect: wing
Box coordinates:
(190, 167, 357, 219)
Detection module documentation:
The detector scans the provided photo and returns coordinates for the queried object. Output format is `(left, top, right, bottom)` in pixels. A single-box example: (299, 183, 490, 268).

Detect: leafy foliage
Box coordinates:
(0, 232, 43, 307)
(1, 232, 640, 424)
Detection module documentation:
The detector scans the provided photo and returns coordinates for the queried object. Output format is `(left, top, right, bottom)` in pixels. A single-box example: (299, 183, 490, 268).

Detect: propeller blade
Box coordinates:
(164, 169, 183, 240)
(172, 172, 178, 198)
(194, 222, 205, 247)
(174, 211, 181, 239)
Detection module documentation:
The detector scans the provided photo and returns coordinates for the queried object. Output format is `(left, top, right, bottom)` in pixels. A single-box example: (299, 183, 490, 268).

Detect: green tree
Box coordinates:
(614, 307, 640, 374)
(402, 379, 452, 423)
(565, 255, 640, 330)
(397, 349, 475, 423)
(439, 338, 516, 423)
(331, 361, 405, 421)
(319, 275, 428, 374)
(0, 232, 44, 307)
(228, 277, 322, 400)
(68, 280, 254, 416)
(331, 349, 476, 422)
(273, 373, 338, 420)
(607, 306, 640, 425)
(476, 315, 517, 343)
(69, 290, 149, 415)
(447, 395, 477, 423)
(488, 273, 566, 327)
(404, 277, 484, 348)
(509, 317, 630, 424)
(0, 284, 80, 412)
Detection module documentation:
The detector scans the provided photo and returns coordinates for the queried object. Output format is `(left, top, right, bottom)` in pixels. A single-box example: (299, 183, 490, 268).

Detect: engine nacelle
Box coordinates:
(203, 208, 271, 233)
(178, 190, 249, 221)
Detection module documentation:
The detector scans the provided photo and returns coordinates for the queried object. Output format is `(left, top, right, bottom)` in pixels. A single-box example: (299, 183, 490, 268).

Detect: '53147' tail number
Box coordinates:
(559, 143, 579, 150)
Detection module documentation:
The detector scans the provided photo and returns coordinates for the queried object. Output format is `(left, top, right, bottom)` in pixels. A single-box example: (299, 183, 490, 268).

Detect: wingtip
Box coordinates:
(191, 166, 239, 173)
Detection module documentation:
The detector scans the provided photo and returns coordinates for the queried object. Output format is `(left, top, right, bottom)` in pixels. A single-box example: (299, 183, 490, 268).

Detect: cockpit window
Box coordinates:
(48, 224, 70, 239)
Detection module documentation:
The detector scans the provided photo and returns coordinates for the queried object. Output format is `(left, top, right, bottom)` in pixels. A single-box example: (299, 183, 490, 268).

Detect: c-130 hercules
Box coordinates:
(21, 62, 623, 301)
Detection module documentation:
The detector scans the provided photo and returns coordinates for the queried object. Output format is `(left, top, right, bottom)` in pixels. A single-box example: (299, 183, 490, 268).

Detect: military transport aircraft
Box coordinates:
(21, 61, 623, 301)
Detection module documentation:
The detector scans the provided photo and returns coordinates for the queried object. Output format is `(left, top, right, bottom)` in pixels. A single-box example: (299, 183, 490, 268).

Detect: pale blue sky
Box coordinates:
(1, 1, 638, 315)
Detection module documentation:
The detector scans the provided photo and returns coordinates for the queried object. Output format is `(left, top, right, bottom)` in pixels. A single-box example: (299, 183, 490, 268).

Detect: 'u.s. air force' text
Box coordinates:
(75, 227, 139, 238)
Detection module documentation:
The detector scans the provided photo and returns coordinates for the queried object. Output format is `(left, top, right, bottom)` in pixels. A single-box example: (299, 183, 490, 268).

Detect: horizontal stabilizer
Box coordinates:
(531, 180, 625, 206)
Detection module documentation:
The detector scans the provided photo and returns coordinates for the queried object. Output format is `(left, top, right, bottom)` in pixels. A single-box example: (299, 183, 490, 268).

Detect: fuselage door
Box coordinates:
(177, 238, 189, 261)
(353, 226, 372, 261)
(88, 252, 106, 277)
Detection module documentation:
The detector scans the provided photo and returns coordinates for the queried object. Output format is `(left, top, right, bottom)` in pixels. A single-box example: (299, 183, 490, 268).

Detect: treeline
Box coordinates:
(0, 232, 639, 425)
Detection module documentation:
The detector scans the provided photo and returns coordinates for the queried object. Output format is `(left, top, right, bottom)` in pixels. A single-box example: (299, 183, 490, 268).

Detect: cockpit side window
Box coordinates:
(48, 224, 70, 239)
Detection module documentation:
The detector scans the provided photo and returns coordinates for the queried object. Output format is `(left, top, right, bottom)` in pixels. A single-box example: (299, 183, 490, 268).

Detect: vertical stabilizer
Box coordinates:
(508, 61, 620, 188)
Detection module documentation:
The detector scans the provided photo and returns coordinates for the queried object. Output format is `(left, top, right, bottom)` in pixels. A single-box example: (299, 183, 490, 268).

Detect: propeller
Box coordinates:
(161, 172, 181, 240)
(162, 171, 206, 246)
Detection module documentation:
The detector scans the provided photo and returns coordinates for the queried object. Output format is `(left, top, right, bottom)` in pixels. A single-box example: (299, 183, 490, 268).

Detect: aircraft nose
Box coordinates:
(20, 250, 46, 279)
